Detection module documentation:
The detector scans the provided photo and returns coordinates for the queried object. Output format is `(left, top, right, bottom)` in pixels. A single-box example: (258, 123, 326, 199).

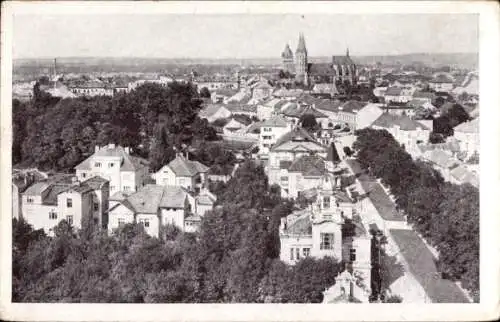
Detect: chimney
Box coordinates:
(95, 145, 100, 153)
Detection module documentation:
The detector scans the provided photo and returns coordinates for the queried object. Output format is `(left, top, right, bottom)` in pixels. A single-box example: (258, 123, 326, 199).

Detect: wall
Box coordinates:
(154, 165, 177, 186)
(136, 213, 160, 238)
(22, 203, 59, 235)
(160, 208, 185, 231)
(108, 203, 135, 234)
(279, 235, 314, 265)
(311, 221, 342, 261)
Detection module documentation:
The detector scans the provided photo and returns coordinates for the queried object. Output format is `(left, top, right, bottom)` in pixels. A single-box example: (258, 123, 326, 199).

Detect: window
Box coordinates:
(118, 218, 125, 227)
(49, 211, 57, 220)
(108, 162, 114, 168)
(110, 186, 116, 191)
(93, 202, 99, 211)
(303, 248, 310, 257)
(94, 162, 102, 168)
(263, 127, 271, 132)
(350, 249, 357, 262)
(27, 197, 34, 204)
(123, 186, 131, 192)
(323, 196, 330, 209)
(66, 215, 73, 225)
(290, 248, 294, 261)
(320, 233, 334, 250)
(66, 198, 73, 208)
(263, 135, 272, 140)
(296, 248, 300, 260)
(280, 176, 289, 182)
(82, 173, 87, 178)
(140, 219, 150, 228)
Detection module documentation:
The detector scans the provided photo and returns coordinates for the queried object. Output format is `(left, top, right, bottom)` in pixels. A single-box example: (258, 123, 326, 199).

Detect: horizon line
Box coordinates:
(13, 51, 479, 61)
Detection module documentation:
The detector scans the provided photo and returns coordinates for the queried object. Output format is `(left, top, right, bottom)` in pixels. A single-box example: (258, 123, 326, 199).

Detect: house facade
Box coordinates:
(108, 184, 198, 238)
(22, 176, 109, 235)
(453, 118, 479, 158)
(75, 144, 149, 196)
(258, 116, 292, 155)
(279, 175, 372, 291)
(153, 154, 209, 193)
(370, 113, 430, 158)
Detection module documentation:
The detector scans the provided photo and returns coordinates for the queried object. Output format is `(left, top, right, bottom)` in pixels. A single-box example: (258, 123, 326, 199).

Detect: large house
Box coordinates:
(153, 154, 209, 193)
(453, 118, 479, 158)
(22, 176, 109, 235)
(198, 104, 232, 123)
(75, 144, 149, 196)
(336, 101, 368, 129)
(269, 142, 341, 198)
(279, 174, 372, 292)
(370, 113, 430, 158)
(258, 116, 292, 155)
(428, 74, 455, 92)
(108, 184, 198, 237)
(267, 127, 327, 185)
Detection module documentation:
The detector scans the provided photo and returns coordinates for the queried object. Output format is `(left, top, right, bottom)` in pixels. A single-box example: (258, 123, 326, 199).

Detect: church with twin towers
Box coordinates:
(281, 32, 358, 87)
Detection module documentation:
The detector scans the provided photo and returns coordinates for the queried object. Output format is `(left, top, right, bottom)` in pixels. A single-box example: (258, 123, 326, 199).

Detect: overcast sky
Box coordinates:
(13, 14, 478, 59)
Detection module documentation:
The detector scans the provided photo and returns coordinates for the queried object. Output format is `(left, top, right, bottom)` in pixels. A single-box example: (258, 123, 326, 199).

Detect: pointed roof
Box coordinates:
(119, 184, 189, 213)
(372, 113, 430, 131)
(288, 155, 326, 177)
(296, 32, 307, 54)
(260, 115, 289, 128)
(165, 155, 209, 177)
(327, 142, 341, 164)
(281, 44, 293, 58)
(74, 144, 149, 172)
(271, 127, 324, 152)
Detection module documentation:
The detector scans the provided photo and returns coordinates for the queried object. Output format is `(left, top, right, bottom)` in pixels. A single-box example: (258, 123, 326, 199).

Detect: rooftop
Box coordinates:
(390, 229, 470, 303)
(372, 113, 430, 131)
(288, 155, 326, 177)
(166, 155, 209, 177)
(345, 159, 404, 222)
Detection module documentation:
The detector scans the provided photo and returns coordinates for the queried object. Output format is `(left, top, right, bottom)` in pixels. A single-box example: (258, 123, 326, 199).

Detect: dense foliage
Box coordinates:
(13, 82, 218, 172)
(13, 160, 340, 303)
(353, 128, 479, 301)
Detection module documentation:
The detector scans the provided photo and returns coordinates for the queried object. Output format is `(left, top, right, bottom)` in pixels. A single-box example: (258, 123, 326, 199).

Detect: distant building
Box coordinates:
(75, 144, 149, 196)
(258, 115, 292, 155)
(370, 113, 430, 158)
(428, 74, 455, 93)
(453, 118, 479, 158)
(280, 33, 357, 87)
(199, 104, 233, 123)
(281, 43, 295, 74)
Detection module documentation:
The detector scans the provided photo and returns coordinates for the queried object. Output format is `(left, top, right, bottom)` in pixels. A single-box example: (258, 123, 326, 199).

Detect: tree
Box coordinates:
(299, 114, 320, 133)
(199, 87, 211, 98)
(343, 146, 353, 157)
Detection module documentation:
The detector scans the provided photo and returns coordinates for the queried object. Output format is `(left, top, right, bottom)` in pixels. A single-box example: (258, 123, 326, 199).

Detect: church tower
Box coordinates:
(281, 43, 294, 74)
(295, 32, 308, 85)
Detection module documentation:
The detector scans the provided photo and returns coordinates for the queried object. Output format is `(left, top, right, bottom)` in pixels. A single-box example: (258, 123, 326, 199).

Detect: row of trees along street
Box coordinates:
(352, 128, 479, 302)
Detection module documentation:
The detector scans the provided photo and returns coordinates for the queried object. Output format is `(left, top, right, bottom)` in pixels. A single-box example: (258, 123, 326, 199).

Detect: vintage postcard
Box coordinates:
(1, 1, 499, 321)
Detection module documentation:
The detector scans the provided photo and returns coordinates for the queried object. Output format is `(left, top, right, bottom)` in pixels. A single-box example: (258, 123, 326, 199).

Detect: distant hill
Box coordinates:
(13, 53, 477, 79)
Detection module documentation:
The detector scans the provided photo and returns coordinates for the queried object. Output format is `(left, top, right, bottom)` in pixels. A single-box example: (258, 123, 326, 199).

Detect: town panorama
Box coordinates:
(12, 27, 479, 303)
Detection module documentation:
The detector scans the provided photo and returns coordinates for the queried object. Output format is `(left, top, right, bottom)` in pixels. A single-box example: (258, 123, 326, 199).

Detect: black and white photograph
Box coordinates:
(1, 1, 499, 321)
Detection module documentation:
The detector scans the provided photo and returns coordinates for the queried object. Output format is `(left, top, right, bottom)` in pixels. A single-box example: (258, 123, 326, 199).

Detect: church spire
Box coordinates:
(346, 47, 350, 57)
(296, 32, 307, 54)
